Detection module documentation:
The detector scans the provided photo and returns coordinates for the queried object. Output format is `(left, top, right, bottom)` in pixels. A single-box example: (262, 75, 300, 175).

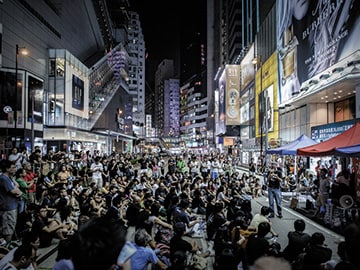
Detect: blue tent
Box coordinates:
(266, 134, 318, 156)
(334, 144, 360, 157)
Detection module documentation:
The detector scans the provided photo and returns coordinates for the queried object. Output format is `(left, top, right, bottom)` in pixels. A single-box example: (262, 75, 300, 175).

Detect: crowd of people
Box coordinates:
(0, 147, 360, 270)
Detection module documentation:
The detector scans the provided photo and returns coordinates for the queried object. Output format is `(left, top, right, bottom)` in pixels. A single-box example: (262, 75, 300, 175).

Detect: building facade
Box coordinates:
(0, 0, 136, 156)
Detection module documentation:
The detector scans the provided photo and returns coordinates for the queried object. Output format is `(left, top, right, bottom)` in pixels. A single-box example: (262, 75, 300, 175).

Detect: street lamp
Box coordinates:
(253, 56, 269, 187)
(14, 44, 28, 131)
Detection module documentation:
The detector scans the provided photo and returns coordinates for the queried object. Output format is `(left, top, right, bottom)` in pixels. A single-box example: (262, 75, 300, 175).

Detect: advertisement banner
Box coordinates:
(258, 84, 274, 133)
(217, 71, 226, 135)
(225, 65, 241, 125)
(277, 0, 360, 104)
(72, 75, 84, 110)
(240, 44, 255, 90)
(311, 119, 355, 142)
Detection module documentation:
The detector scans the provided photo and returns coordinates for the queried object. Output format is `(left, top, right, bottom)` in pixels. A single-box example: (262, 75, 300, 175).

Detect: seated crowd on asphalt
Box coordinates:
(1, 147, 360, 270)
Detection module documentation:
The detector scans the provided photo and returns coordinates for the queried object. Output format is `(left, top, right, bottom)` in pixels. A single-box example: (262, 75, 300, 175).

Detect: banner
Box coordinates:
(225, 65, 241, 125)
(277, 0, 360, 104)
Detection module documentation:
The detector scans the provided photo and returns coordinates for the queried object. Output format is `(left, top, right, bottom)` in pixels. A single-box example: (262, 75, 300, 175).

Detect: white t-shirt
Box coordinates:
(90, 162, 103, 179)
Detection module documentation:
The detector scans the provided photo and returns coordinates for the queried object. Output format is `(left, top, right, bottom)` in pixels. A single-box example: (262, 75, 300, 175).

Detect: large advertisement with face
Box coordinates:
(277, 0, 360, 104)
(225, 65, 241, 125)
(218, 71, 226, 135)
(258, 85, 274, 133)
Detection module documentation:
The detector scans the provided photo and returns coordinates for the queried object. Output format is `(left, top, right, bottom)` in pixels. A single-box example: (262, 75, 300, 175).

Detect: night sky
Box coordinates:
(129, 1, 204, 85)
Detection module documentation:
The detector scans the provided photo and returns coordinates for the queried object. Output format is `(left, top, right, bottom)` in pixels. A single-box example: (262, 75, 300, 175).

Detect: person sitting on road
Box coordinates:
(0, 244, 35, 270)
(0, 232, 40, 270)
(170, 221, 210, 264)
(30, 206, 66, 248)
(282, 219, 311, 264)
(245, 221, 272, 268)
(128, 228, 168, 270)
(301, 232, 332, 270)
(172, 198, 199, 235)
(248, 206, 278, 237)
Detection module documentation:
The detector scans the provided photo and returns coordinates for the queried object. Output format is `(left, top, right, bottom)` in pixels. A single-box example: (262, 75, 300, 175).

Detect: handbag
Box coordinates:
(290, 196, 299, 209)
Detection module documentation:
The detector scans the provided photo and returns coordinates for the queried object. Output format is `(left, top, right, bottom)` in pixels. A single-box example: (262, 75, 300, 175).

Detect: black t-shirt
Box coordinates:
(125, 203, 141, 227)
(170, 235, 192, 261)
(32, 217, 53, 248)
(268, 173, 280, 189)
(207, 213, 227, 240)
(135, 209, 152, 234)
(246, 234, 270, 266)
(283, 231, 311, 262)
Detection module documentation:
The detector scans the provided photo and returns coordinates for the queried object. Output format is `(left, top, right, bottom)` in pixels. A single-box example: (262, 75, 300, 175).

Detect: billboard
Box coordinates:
(225, 65, 241, 125)
(258, 84, 274, 133)
(240, 44, 255, 90)
(277, 0, 360, 104)
(72, 75, 84, 110)
(217, 71, 226, 135)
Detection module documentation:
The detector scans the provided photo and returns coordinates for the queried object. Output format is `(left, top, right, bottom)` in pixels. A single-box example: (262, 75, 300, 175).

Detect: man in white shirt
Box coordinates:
(8, 148, 24, 170)
(90, 156, 104, 189)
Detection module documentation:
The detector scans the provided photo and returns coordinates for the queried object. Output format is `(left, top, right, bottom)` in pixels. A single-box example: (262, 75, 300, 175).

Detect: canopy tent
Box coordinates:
(297, 122, 360, 157)
(334, 144, 360, 157)
(266, 134, 318, 156)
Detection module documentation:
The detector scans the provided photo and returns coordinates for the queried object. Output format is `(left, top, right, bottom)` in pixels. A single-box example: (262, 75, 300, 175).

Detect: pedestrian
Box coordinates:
(249, 158, 256, 177)
(90, 156, 104, 189)
(0, 159, 23, 243)
(267, 169, 283, 218)
(8, 147, 24, 170)
(313, 168, 331, 218)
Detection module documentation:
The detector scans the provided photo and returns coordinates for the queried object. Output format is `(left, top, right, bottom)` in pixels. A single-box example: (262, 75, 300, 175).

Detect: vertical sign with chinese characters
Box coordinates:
(225, 65, 241, 125)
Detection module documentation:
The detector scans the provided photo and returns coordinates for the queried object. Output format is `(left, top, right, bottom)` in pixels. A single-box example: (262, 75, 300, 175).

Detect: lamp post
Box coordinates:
(31, 90, 35, 152)
(252, 57, 262, 156)
(252, 56, 268, 167)
(14, 44, 28, 134)
(15, 44, 19, 130)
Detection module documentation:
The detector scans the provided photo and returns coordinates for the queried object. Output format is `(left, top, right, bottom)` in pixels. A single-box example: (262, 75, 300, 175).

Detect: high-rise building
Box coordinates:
(154, 59, 175, 137)
(126, 11, 146, 138)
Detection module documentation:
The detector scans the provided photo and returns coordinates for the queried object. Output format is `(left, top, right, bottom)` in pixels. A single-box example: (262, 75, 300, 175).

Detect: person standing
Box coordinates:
(8, 147, 24, 170)
(267, 169, 283, 218)
(0, 159, 23, 243)
(90, 156, 104, 189)
(23, 163, 38, 204)
(313, 168, 331, 217)
(249, 158, 256, 177)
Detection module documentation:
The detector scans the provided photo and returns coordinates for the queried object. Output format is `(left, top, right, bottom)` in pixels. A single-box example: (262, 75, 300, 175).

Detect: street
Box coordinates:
(38, 168, 345, 270)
